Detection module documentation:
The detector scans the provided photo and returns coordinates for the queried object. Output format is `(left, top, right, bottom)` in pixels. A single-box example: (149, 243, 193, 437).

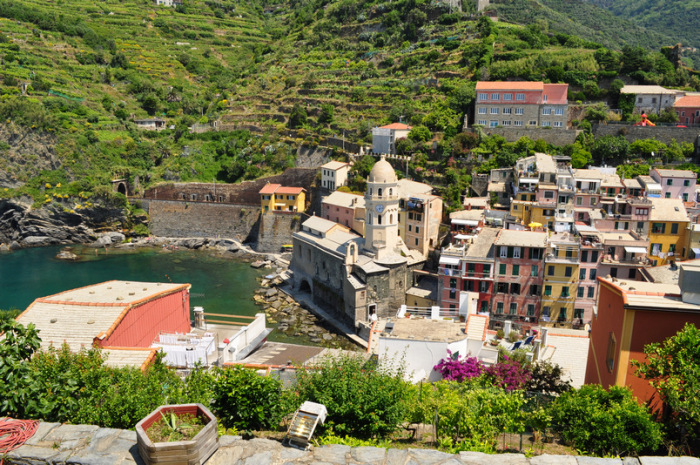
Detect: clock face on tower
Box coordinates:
(375, 204, 385, 213)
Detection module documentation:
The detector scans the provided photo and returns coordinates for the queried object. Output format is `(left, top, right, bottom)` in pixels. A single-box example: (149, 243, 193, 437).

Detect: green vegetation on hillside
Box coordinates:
(583, 0, 700, 50)
(0, 0, 698, 203)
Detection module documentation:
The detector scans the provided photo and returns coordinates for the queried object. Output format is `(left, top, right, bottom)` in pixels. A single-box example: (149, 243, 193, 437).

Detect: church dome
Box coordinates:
(368, 157, 397, 184)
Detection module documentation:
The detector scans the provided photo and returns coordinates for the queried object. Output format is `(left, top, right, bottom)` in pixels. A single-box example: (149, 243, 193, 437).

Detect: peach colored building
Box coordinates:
(321, 190, 366, 234)
(586, 267, 700, 412)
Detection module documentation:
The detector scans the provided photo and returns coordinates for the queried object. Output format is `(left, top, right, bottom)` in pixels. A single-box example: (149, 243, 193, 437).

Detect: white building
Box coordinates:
(620, 85, 685, 114)
(371, 123, 412, 155)
(320, 160, 350, 191)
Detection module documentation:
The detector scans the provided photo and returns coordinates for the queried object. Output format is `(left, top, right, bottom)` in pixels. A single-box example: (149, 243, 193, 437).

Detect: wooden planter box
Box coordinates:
(135, 403, 219, 465)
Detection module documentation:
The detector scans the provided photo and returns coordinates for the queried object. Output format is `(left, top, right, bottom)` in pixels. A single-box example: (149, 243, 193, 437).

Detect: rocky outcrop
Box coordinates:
(254, 271, 358, 350)
(0, 198, 127, 247)
(0, 124, 61, 189)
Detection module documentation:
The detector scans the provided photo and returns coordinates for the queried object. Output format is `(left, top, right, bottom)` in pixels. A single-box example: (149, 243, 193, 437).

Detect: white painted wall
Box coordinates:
(378, 336, 468, 383)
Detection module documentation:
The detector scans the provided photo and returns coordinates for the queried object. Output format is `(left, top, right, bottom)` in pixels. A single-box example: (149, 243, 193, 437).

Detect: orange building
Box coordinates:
(585, 265, 700, 411)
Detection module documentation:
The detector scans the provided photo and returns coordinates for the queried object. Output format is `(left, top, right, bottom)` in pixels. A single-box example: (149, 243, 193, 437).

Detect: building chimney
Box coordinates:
(679, 263, 700, 305)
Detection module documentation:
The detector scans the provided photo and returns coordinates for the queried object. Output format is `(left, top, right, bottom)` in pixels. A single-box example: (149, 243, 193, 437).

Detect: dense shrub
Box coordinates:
(634, 323, 700, 452)
(411, 381, 525, 448)
(212, 365, 291, 431)
(550, 385, 663, 456)
(295, 354, 411, 439)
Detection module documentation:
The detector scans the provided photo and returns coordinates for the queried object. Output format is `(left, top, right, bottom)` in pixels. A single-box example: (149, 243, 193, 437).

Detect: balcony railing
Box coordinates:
(601, 254, 652, 266)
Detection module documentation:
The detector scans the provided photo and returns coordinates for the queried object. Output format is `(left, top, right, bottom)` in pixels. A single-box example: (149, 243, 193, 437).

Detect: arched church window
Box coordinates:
(378, 214, 382, 225)
(389, 214, 393, 224)
(378, 188, 383, 197)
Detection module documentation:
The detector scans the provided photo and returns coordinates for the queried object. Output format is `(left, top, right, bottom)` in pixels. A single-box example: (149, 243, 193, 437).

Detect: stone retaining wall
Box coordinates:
(7, 422, 700, 465)
(482, 128, 580, 146)
(592, 124, 700, 145)
(256, 212, 302, 253)
(147, 200, 261, 244)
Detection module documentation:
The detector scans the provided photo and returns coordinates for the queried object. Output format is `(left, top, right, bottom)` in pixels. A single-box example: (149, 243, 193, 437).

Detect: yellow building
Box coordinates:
(541, 234, 580, 327)
(259, 183, 306, 213)
(509, 200, 534, 225)
(648, 198, 690, 265)
(529, 204, 556, 229)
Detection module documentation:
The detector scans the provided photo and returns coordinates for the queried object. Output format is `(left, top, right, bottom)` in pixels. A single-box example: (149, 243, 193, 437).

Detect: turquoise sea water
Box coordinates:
(0, 245, 266, 317)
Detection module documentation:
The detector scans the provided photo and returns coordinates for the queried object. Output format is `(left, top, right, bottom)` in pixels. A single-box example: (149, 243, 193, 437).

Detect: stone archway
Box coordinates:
(298, 278, 312, 294)
(112, 179, 128, 196)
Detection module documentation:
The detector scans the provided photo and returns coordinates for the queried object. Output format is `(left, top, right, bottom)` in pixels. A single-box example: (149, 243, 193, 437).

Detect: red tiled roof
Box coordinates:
(543, 83, 569, 105)
(275, 186, 305, 195)
(674, 95, 700, 108)
(476, 81, 544, 91)
(380, 123, 412, 130)
(259, 183, 281, 195)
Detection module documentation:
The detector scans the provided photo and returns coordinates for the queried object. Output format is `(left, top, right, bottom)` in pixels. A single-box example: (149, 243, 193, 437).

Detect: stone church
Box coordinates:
(290, 156, 425, 326)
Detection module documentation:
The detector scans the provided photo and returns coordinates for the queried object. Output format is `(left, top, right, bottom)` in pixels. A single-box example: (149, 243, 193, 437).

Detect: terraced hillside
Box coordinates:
(0, 0, 698, 205)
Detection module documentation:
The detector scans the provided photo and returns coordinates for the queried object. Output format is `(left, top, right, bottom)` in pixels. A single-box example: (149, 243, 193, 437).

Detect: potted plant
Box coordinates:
(135, 403, 219, 465)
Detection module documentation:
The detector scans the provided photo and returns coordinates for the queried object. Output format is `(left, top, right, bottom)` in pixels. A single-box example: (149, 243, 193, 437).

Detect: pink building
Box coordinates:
(438, 228, 499, 314)
(475, 82, 568, 129)
(321, 190, 365, 234)
(492, 229, 547, 328)
(650, 168, 697, 202)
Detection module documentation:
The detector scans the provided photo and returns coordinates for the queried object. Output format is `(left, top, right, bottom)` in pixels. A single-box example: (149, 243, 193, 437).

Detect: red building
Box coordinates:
(475, 81, 568, 129)
(438, 228, 498, 314)
(585, 265, 700, 411)
(674, 95, 700, 125)
(492, 229, 547, 328)
(17, 280, 191, 369)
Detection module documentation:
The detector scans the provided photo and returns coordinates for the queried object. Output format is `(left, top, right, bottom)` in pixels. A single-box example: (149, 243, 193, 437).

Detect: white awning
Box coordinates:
(574, 224, 597, 233)
(439, 256, 461, 266)
(454, 234, 474, 240)
(624, 246, 648, 254)
(452, 219, 479, 226)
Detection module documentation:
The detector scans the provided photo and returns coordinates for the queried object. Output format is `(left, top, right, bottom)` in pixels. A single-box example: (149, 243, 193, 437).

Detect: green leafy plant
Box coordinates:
(148, 412, 204, 442)
(211, 365, 291, 431)
(295, 354, 411, 439)
(550, 384, 663, 456)
(633, 323, 700, 453)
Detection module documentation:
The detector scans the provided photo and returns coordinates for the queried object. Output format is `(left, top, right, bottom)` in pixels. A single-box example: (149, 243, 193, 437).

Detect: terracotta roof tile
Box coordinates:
(259, 183, 281, 195)
(379, 123, 412, 130)
(674, 95, 700, 108)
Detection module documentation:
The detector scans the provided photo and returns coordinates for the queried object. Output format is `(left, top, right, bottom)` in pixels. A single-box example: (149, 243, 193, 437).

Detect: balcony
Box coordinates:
(601, 253, 652, 266)
(628, 196, 652, 205)
(439, 267, 463, 277)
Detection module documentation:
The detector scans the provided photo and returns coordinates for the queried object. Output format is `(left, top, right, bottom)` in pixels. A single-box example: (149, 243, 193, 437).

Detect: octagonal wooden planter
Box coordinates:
(135, 403, 219, 465)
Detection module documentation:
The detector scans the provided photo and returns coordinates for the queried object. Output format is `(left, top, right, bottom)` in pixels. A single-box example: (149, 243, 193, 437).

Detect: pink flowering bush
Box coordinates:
(433, 351, 483, 382)
(484, 355, 532, 392)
